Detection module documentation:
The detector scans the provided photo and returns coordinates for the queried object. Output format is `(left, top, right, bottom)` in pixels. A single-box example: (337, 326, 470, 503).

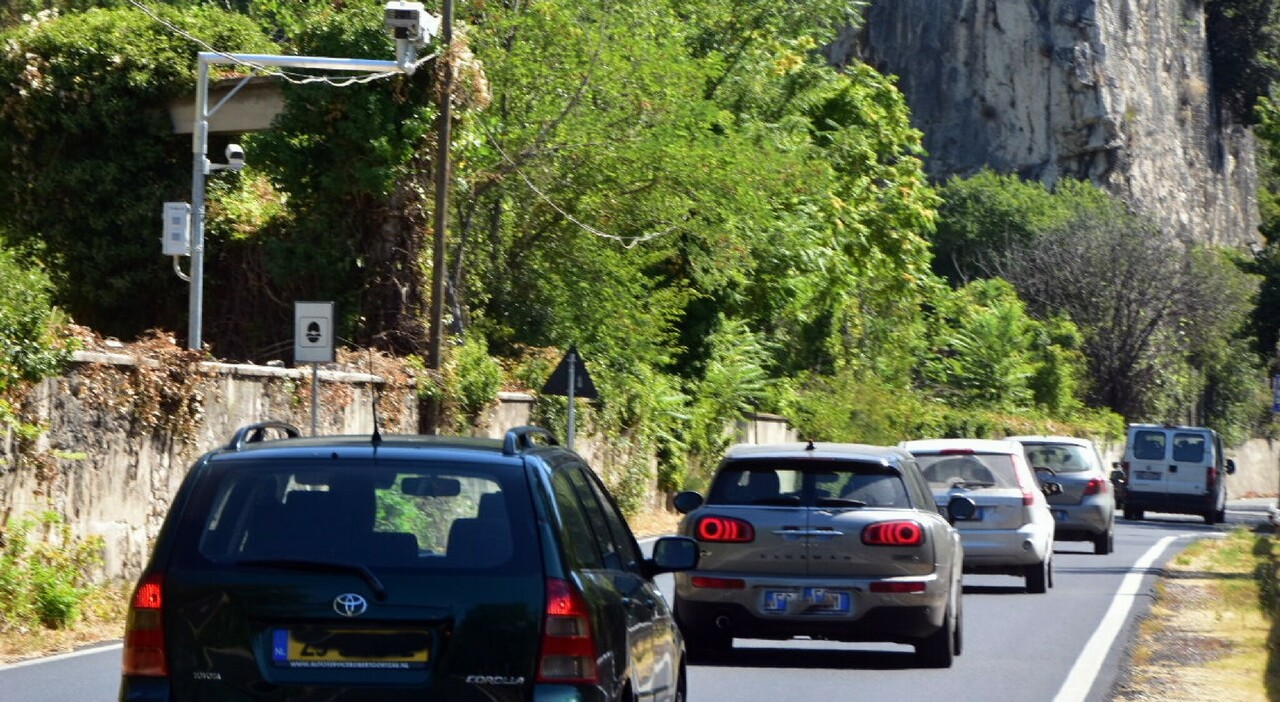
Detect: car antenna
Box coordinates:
(368, 345, 382, 448)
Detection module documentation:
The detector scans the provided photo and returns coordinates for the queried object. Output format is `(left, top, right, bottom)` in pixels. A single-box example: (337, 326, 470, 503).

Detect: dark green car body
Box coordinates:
(119, 424, 696, 701)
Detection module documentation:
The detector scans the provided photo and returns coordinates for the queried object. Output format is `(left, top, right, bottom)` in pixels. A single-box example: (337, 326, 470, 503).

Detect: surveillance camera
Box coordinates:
(225, 143, 245, 170)
(385, 1, 436, 43)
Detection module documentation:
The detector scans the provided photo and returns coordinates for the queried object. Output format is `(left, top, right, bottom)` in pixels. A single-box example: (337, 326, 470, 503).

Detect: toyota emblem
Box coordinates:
(333, 593, 368, 617)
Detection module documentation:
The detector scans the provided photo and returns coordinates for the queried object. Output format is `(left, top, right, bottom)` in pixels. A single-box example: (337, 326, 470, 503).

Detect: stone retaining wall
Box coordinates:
(0, 354, 797, 582)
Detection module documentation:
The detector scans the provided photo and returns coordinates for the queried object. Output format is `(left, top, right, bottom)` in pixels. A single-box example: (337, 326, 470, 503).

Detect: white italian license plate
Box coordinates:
(1135, 471, 1162, 481)
(762, 588, 851, 615)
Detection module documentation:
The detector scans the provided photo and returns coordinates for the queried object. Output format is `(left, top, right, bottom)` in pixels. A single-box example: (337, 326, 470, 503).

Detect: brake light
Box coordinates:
(538, 578, 598, 684)
(1206, 465, 1218, 492)
(862, 521, 924, 546)
(691, 576, 746, 589)
(1011, 453, 1036, 506)
(938, 448, 975, 455)
(1083, 477, 1107, 496)
(695, 515, 755, 543)
(122, 573, 167, 676)
(870, 581, 927, 594)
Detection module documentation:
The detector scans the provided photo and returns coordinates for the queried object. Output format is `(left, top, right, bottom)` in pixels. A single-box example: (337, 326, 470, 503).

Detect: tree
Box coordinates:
(998, 201, 1260, 421)
(1206, 0, 1280, 124)
(0, 6, 271, 341)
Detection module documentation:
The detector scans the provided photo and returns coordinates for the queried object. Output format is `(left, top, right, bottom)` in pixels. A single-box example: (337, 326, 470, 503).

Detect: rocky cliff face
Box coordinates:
(833, 0, 1259, 247)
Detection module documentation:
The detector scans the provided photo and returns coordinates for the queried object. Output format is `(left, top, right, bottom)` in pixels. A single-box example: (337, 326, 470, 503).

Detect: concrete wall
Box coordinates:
(0, 356, 800, 582)
(7, 351, 1272, 583)
(0, 352, 419, 581)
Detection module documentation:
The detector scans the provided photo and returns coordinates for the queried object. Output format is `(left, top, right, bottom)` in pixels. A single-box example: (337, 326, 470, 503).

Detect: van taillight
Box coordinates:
(537, 578, 598, 684)
(122, 574, 167, 676)
(862, 521, 924, 546)
(1206, 466, 1218, 491)
(695, 515, 755, 543)
(1083, 478, 1107, 496)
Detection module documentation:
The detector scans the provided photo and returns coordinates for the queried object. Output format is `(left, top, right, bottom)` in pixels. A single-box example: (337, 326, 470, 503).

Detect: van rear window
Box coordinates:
(1132, 430, 1166, 460)
(190, 462, 534, 572)
(1171, 433, 1206, 463)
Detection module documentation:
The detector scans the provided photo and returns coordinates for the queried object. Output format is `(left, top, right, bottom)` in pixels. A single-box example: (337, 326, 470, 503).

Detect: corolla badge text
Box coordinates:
(466, 675, 525, 685)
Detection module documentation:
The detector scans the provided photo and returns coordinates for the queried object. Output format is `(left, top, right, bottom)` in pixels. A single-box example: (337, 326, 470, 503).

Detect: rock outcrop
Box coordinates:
(832, 0, 1259, 247)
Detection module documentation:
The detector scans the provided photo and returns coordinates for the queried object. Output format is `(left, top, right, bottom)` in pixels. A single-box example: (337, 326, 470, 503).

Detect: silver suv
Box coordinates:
(670, 442, 971, 668)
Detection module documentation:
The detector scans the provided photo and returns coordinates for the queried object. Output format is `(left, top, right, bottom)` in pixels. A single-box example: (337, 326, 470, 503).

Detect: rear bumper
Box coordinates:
(672, 572, 950, 642)
(1123, 490, 1219, 516)
(1048, 500, 1112, 540)
(957, 523, 1052, 569)
(674, 597, 944, 642)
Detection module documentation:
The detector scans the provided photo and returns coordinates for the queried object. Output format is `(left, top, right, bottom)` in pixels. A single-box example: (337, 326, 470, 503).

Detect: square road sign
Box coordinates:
(294, 301, 334, 364)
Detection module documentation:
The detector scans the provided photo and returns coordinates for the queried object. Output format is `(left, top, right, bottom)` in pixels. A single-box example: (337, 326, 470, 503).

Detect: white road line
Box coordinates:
(1052, 534, 1199, 702)
(0, 642, 120, 672)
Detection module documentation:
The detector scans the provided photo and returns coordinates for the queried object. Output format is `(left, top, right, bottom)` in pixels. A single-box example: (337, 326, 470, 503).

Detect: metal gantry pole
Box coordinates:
(185, 51, 411, 352)
(188, 58, 211, 351)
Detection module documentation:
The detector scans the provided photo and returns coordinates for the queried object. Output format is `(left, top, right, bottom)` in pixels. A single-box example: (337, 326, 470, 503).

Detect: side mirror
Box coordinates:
(647, 536, 699, 575)
(1110, 469, 1126, 485)
(1225, 458, 1237, 475)
(946, 495, 977, 524)
(673, 491, 704, 515)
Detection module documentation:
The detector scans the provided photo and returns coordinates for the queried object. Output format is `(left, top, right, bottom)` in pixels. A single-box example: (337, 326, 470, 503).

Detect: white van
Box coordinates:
(1115, 424, 1235, 523)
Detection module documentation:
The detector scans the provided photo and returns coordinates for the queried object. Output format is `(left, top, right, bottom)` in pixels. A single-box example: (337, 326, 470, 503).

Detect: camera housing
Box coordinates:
(385, 1, 439, 45)
(225, 143, 245, 171)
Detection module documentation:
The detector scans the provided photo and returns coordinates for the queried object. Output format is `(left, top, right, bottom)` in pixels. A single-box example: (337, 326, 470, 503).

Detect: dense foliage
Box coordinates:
(935, 173, 1267, 444)
(1207, 0, 1280, 124)
(0, 5, 272, 338)
(8, 0, 1276, 508)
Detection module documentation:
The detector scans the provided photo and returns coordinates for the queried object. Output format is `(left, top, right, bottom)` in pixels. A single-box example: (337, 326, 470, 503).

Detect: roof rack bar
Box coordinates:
(227, 421, 302, 451)
(503, 425, 559, 455)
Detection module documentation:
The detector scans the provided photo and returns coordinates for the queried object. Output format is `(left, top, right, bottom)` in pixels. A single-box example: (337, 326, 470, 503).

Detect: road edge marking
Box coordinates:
(1051, 533, 1197, 702)
(0, 641, 121, 673)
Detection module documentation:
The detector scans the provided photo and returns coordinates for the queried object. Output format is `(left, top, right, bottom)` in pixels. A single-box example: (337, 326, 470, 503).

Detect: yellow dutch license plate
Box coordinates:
(271, 628, 431, 669)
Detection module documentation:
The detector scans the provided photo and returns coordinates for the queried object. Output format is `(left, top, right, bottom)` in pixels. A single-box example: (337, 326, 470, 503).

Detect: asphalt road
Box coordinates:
(1, 500, 1271, 702)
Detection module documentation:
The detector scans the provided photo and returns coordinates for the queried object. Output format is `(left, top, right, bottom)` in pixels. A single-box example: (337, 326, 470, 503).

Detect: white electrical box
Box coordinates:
(162, 202, 191, 256)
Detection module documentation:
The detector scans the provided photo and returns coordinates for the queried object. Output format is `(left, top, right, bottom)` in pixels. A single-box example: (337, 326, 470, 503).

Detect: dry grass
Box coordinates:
(0, 582, 129, 665)
(1110, 528, 1277, 702)
(628, 507, 682, 538)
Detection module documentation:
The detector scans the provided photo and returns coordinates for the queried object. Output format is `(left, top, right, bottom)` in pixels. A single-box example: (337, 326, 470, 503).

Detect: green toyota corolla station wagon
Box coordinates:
(119, 422, 697, 701)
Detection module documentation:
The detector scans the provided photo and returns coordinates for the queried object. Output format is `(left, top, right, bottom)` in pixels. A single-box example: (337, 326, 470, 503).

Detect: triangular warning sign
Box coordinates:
(541, 346, 598, 399)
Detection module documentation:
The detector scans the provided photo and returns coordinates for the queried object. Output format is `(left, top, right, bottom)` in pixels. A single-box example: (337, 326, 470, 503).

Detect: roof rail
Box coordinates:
(502, 425, 559, 456)
(227, 421, 302, 451)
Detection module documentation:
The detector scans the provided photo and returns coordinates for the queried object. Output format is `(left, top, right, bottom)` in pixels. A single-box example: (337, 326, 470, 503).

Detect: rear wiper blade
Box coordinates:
(815, 497, 868, 508)
(234, 558, 388, 601)
(949, 480, 995, 489)
(751, 496, 803, 506)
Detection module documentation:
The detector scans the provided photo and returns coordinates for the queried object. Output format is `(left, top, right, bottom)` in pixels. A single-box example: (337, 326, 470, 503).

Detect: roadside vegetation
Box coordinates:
(3, 0, 1280, 656)
(1112, 528, 1280, 701)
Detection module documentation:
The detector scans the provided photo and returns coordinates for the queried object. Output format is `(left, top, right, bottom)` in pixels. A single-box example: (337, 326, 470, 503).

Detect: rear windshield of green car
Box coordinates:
(188, 461, 537, 572)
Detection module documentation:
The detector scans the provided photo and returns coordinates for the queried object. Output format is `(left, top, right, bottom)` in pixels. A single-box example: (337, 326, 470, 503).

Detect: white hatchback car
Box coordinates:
(900, 439, 1056, 593)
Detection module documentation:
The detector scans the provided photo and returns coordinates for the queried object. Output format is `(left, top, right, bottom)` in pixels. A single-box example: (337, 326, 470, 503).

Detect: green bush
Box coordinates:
(0, 510, 103, 631)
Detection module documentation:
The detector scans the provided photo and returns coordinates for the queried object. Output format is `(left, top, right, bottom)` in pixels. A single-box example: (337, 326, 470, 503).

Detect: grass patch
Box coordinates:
(1162, 530, 1280, 696)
